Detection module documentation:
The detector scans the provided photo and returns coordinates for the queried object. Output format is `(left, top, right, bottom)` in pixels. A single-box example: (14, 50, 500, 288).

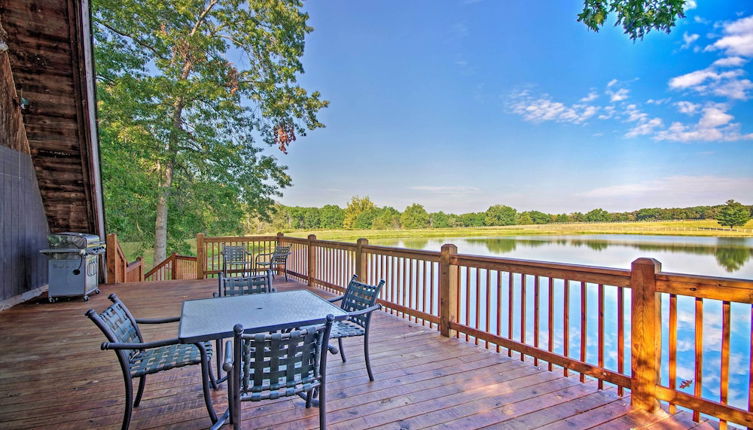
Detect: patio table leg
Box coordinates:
(198, 343, 218, 423)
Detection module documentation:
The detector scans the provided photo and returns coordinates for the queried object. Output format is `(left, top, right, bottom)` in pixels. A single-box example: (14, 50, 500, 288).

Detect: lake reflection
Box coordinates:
(371, 235, 753, 279)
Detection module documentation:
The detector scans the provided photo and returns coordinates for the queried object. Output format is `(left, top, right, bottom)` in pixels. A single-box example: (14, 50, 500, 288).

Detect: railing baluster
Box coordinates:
(508, 271, 514, 358)
(521, 274, 526, 361)
(475, 267, 480, 344)
(669, 293, 677, 412)
(548, 277, 554, 372)
(693, 297, 704, 422)
(497, 271, 502, 353)
(485, 269, 491, 349)
(564, 278, 570, 377)
(617, 285, 624, 396)
(720, 300, 731, 430)
(580, 281, 587, 382)
(533, 276, 540, 367)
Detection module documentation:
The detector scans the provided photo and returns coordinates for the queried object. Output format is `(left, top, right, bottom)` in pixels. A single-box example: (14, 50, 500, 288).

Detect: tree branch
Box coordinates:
(94, 18, 163, 58)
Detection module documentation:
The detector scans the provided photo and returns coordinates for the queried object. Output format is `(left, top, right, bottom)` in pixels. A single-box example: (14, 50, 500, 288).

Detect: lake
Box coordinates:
(370, 234, 753, 279)
(369, 234, 753, 412)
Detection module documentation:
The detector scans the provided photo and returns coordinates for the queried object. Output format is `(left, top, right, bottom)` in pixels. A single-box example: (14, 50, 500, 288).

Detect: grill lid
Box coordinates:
(47, 232, 103, 250)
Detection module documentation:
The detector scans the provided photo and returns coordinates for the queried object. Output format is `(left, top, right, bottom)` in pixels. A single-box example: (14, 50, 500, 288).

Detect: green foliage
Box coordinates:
(485, 205, 517, 226)
(585, 208, 610, 222)
(400, 204, 430, 229)
(429, 211, 451, 228)
(459, 212, 485, 227)
(319, 205, 345, 229)
(716, 200, 751, 229)
(372, 207, 402, 230)
(343, 196, 376, 229)
(353, 208, 380, 229)
(95, 0, 327, 256)
(578, 0, 688, 40)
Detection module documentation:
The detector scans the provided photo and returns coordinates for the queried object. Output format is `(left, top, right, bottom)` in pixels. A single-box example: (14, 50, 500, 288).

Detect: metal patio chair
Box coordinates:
(221, 245, 254, 277)
(219, 315, 335, 430)
(212, 270, 275, 377)
(327, 275, 384, 381)
(254, 245, 291, 281)
(85, 294, 216, 430)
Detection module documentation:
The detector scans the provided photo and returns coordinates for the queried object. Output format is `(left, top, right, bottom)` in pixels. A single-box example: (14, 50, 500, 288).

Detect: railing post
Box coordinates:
(137, 257, 144, 282)
(355, 238, 369, 281)
(276, 232, 284, 276)
(105, 233, 117, 283)
(170, 252, 178, 280)
(196, 233, 205, 279)
(630, 257, 662, 412)
(439, 244, 458, 337)
(307, 234, 316, 287)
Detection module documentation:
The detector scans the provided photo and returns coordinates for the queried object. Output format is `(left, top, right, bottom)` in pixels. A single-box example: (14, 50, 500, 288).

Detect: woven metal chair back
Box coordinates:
(233, 316, 333, 401)
(219, 272, 273, 297)
(270, 246, 291, 264)
(222, 246, 249, 264)
(87, 298, 143, 358)
(340, 275, 385, 328)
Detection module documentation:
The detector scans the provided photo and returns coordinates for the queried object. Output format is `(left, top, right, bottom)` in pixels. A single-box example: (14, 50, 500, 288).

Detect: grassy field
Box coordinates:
(123, 219, 753, 269)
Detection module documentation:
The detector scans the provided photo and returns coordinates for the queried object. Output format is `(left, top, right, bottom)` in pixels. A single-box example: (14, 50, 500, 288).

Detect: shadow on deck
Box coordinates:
(0, 279, 716, 429)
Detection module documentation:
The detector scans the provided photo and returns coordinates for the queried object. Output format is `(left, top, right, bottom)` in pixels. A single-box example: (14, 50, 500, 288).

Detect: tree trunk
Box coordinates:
(153, 160, 173, 264)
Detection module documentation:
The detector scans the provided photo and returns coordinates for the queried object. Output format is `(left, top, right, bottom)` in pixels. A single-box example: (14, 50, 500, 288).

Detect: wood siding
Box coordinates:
(1, 0, 104, 235)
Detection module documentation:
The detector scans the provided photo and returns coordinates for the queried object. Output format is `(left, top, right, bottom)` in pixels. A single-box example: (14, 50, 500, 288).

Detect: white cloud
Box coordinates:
(712, 56, 747, 67)
(607, 79, 618, 88)
(580, 91, 598, 102)
(579, 176, 753, 199)
(609, 88, 629, 102)
(655, 104, 753, 142)
(675, 101, 700, 114)
(626, 117, 663, 137)
(668, 68, 752, 100)
(709, 15, 753, 57)
(685, 0, 697, 10)
(508, 90, 599, 124)
(410, 185, 481, 194)
(682, 32, 700, 49)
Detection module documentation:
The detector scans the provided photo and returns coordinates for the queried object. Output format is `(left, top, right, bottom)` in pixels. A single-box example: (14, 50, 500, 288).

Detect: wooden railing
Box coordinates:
(195, 233, 753, 427)
(144, 253, 198, 282)
(105, 233, 144, 283)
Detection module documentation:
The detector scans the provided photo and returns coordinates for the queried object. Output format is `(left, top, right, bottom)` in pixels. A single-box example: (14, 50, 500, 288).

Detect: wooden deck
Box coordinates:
(0, 279, 716, 429)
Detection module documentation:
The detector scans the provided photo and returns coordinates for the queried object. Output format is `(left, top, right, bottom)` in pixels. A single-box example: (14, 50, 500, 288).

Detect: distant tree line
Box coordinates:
(247, 197, 752, 232)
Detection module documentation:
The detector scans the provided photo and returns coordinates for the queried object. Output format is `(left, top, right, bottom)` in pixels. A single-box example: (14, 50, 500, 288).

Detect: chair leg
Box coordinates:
(122, 375, 133, 430)
(338, 337, 346, 362)
(319, 382, 327, 430)
(208, 357, 218, 390)
(198, 345, 218, 423)
(305, 389, 313, 408)
(364, 331, 375, 381)
(134, 375, 146, 407)
(284, 262, 288, 281)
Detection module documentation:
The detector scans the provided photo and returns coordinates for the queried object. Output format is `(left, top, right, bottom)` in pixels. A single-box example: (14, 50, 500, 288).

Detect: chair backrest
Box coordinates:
(232, 315, 334, 401)
(271, 245, 291, 263)
(85, 294, 143, 359)
(218, 271, 273, 297)
(340, 275, 385, 328)
(222, 245, 249, 264)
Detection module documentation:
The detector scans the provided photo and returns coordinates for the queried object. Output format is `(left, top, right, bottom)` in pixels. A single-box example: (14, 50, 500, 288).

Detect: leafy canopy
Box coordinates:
(578, 0, 688, 40)
(716, 200, 751, 229)
(94, 0, 327, 253)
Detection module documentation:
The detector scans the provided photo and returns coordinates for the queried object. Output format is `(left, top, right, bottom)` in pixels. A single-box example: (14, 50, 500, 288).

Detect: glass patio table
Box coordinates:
(178, 290, 348, 427)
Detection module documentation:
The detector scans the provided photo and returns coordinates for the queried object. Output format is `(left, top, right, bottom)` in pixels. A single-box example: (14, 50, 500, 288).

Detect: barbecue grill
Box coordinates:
(40, 233, 105, 302)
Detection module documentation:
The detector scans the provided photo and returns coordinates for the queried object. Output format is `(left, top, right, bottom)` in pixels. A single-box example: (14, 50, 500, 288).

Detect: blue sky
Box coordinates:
(274, 0, 753, 214)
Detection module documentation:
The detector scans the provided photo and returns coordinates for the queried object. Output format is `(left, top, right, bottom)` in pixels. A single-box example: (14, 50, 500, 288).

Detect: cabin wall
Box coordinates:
(0, 44, 49, 305)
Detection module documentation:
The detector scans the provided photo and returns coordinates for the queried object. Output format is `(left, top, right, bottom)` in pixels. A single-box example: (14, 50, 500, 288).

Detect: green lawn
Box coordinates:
(123, 219, 753, 270)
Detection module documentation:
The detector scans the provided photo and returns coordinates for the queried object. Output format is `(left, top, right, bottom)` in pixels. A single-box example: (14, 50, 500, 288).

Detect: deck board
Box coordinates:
(0, 279, 711, 429)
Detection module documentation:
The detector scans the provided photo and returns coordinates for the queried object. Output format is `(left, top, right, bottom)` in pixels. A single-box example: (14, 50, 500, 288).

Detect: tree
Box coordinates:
(319, 205, 344, 229)
(343, 197, 375, 229)
(459, 212, 485, 227)
(716, 200, 750, 229)
(94, 0, 328, 263)
(429, 211, 451, 228)
(372, 207, 401, 230)
(585, 208, 610, 222)
(578, 0, 688, 40)
(400, 204, 430, 229)
(353, 209, 380, 229)
(485, 205, 517, 226)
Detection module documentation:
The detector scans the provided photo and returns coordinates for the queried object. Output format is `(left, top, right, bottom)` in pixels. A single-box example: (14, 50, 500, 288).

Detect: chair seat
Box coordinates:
(329, 320, 365, 339)
(130, 342, 213, 377)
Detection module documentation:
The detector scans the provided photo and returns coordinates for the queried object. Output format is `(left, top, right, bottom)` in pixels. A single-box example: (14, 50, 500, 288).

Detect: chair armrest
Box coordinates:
(327, 344, 339, 355)
(101, 337, 181, 350)
(255, 252, 273, 261)
(327, 295, 344, 303)
(222, 341, 234, 372)
(135, 316, 180, 324)
(347, 304, 381, 317)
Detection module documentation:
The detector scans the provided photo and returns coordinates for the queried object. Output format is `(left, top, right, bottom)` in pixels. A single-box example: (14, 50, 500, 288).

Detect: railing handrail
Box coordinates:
(190, 232, 753, 426)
